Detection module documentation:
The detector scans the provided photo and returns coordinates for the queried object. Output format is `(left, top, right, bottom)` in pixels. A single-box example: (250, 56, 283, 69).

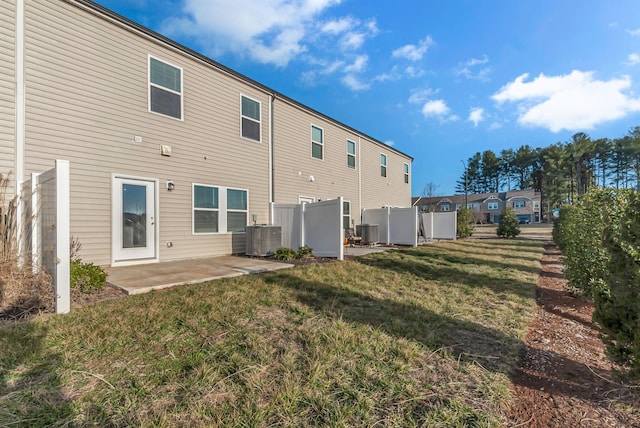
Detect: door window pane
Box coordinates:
(122, 184, 147, 248)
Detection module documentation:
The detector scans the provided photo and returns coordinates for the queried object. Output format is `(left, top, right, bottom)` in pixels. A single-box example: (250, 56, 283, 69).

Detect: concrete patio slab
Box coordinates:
(105, 256, 294, 295)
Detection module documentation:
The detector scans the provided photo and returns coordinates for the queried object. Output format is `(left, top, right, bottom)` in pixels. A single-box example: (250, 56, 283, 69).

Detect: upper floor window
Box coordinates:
(534, 201, 540, 209)
(347, 140, 356, 169)
(488, 201, 499, 210)
(441, 204, 450, 212)
(513, 201, 526, 208)
(403, 163, 409, 184)
(241, 95, 261, 142)
(149, 56, 182, 120)
(380, 154, 387, 177)
(311, 125, 323, 159)
(467, 203, 474, 210)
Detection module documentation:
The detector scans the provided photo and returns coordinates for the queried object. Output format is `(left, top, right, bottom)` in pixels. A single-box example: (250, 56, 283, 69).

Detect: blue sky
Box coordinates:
(96, 0, 640, 195)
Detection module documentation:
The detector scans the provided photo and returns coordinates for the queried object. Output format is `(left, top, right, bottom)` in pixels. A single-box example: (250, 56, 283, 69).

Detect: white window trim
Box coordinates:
(488, 202, 499, 210)
(441, 204, 450, 212)
(240, 94, 261, 143)
(513, 201, 526, 208)
(347, 140, 356, 169)
(148, 55, 184, 121)
(311, 124, 324, 160)
(380, 153, 387, 177)
(403, 163, 409, 184)
(192, 184, 249, 235)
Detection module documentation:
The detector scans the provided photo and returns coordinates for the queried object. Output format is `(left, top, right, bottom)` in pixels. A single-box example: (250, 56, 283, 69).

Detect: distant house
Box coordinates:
(412, 190, 542, 224)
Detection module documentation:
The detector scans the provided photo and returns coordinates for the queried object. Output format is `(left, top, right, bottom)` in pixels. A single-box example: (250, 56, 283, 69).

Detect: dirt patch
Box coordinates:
(71, 282, 127, 308)
(508, 243, 640, 427)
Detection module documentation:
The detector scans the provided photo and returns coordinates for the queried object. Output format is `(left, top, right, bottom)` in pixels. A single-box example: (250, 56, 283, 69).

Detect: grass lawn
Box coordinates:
(0, 238, 543, 427)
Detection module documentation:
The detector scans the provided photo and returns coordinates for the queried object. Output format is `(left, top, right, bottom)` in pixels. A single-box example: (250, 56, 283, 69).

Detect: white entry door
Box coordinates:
(112, 176, 156, 263)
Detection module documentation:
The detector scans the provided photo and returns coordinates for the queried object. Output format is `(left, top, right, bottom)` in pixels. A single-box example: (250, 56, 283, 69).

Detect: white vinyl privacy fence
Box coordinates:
(20, 160, 70, 314)
(362, 207, 419, 246)
(271, 198, 344, 260)
(419, 211, 457, 241)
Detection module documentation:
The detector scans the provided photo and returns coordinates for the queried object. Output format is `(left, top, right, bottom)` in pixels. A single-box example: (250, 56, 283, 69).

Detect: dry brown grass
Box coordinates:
(0, 173, 53, 322)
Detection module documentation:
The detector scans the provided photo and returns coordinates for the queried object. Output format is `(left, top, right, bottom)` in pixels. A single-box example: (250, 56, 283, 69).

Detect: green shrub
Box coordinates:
(297, 245, 313, 258)
(70, 259, 107, 294)
(496, 207, 520, 238)
(274, 247, 297, 261)
(456, 207, 474, 238)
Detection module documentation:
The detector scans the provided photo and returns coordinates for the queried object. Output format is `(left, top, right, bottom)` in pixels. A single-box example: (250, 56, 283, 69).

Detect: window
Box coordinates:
(227, 188, 248, 232)
(403, 163, 409, 184)
(380, 154, 387, 177)
(343, 201, 351, 229)
(347, 140, 356, 169)
(241, 95, 261, 142)
(513, 201, 525, 208)
(193, 185, 219, 233)
(149, 56, 182, 120)
(534, 201, 540, 209)
(455, 204, 462, 210)
(193, 185, 248, 234)
(311, 125, 323, 159)
(467, 203, 474, 210)
(488, 201, 498, 210)
(441, 204, 450, 212)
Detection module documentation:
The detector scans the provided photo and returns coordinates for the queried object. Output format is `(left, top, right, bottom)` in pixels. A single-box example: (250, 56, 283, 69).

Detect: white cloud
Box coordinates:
(384, 140, 395, 146)
(340, 32, 366, 50)
(468, 107, 485, 127)
(408, 88, 436, 104)
(373, 66, 401, 82)
(392, 36, 434, 61)
(161, 0, 342, 66)
(628, 28, 640, 36)
(421, 100, 458, 122)
(492, 70, 640, 132)
(321, 17, 355, 34)
(404, 66, 425, 78)
(344, 55, 368, 73)
(456, 55, 491, 81)
(627, 53, 640, 65)
(341, 74, 370, 91)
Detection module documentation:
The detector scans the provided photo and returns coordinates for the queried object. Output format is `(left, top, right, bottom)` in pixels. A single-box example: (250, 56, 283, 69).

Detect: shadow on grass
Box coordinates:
(355, 252, 537, 300)
(265, 271, 522, 375)
(440, 245, 544, 263)
(0, 322, 71, 425)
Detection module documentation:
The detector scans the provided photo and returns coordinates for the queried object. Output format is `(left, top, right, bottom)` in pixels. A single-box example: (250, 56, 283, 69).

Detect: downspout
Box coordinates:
(358, 137, 362, 224)
(269, 94, 275, 223)
(268, 94, 273, 223)
(16, 0, 25, 195)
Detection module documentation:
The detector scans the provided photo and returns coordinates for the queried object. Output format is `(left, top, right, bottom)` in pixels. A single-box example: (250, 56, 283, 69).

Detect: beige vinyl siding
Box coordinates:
(272, 98, 360, 215)
(359, 136, 411, 209)
(0, 0, 16, 193)
(24, 0, 270, 265)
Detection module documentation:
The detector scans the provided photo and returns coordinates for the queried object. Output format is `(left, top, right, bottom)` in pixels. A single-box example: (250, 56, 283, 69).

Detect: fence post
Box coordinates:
(55, 160, 70, 314)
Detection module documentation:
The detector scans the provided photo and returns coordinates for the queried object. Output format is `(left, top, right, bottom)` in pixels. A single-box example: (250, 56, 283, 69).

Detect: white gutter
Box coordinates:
(268, 94, 274, 223)
(16, 0, 25, 195)
(358, 136, 362, 222)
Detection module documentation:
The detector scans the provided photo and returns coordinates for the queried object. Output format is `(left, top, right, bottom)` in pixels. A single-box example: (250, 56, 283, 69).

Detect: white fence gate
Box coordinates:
(419, 211, 457, 241)
(271, 198, 344, 260)
(21, 160, 70, 314)
(361, 207, 418, 246)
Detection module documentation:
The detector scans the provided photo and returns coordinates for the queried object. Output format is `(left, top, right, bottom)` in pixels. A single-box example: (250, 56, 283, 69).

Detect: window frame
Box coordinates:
(192, 184, 249, 235)
(488, 201, 499, 210)
(403, 163, 409, 184)
(441, 204, 450, 212)
(311, 125, 324, 160)
(226, 187, 249, 233)
(240, 94, 261, 142)
(467, 203, 474, 210)
(380, 153, 387, 177)
(343, 200, 351, 230)
(534, 201, 540, 209)
(346, 140, 356, 169)
(148, 55, 183, 121)
(513, 200, 526, 208)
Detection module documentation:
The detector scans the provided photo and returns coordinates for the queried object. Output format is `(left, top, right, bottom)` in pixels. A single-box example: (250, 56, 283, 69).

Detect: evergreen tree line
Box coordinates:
(455, 126, 640, 212)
